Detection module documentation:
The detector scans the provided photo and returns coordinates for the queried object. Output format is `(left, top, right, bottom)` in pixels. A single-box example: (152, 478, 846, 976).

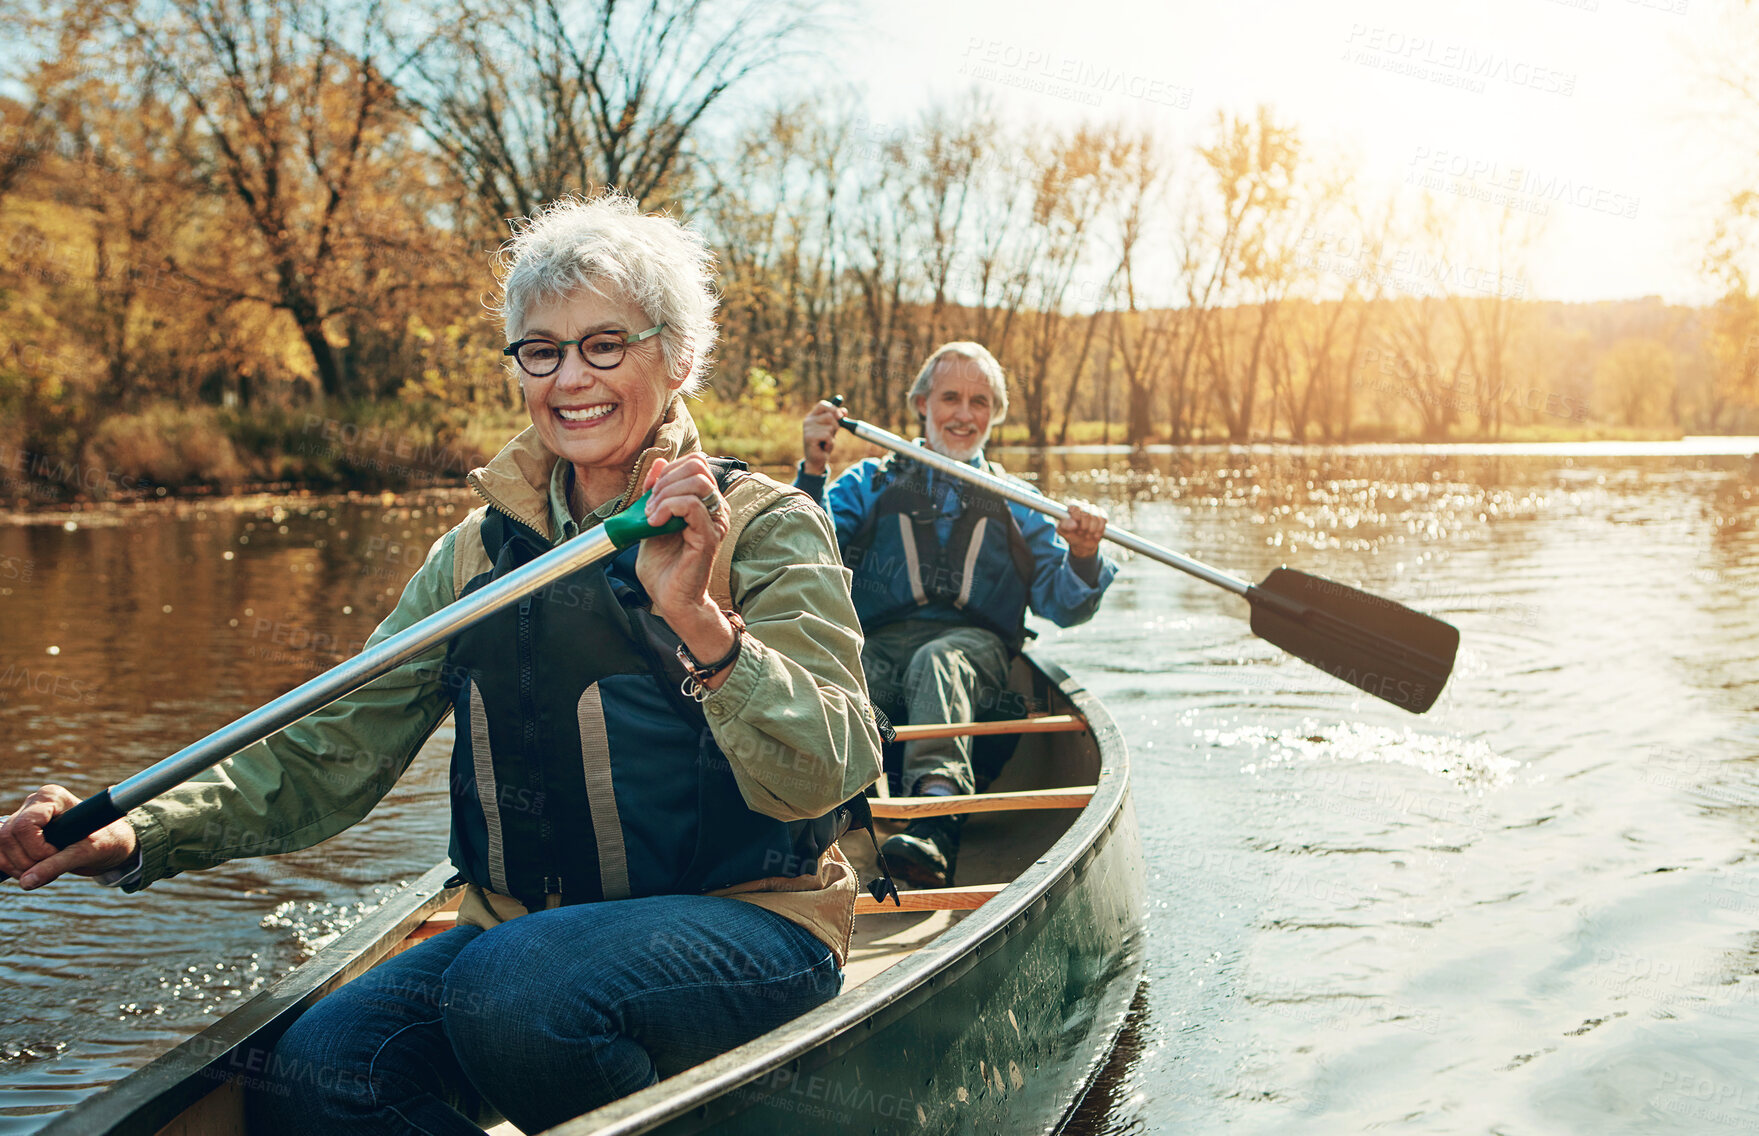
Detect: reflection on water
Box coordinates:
(0, 492, 465, 1133)
(1062, 980, 1153, 1136)
(1, 446, 1757, 1133)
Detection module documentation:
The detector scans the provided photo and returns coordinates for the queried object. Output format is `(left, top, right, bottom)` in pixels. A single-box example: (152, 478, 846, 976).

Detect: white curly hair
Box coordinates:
(493, 192, 719, 394)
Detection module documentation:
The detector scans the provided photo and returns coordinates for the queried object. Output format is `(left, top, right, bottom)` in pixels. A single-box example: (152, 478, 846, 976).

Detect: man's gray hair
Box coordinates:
(907, 341, 1009, 425)
(493, 193, 719, 395)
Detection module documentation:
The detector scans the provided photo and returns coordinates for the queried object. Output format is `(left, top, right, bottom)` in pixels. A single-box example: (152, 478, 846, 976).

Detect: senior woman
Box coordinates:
(0, 194, 883, 1134)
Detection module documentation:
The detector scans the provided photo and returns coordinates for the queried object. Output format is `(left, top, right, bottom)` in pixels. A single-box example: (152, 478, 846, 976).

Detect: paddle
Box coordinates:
(40, 493, 686, 850)
(830, 409, 1459, 714)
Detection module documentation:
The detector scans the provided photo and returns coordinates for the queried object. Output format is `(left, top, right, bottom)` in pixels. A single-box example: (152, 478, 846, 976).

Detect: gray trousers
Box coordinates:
(860, 619, 1014, 796)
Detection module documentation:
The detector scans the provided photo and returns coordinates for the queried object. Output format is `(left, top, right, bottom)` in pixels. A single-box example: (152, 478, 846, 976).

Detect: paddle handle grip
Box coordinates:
(602, 489, 687, 550)
(42, 788, 124, 850)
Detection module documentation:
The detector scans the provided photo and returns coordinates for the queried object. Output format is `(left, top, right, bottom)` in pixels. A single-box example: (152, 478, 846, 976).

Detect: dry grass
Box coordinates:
(84, 403, 245, 488)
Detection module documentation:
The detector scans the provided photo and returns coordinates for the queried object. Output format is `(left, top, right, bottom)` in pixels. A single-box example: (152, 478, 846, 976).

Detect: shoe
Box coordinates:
(880, 816, 961, 889)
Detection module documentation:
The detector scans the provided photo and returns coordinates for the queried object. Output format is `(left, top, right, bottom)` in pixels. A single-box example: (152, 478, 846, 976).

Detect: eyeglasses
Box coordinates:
(503, 324, 664, 378)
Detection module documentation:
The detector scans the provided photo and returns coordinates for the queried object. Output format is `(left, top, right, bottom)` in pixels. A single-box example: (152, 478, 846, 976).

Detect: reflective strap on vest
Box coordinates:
(955, 516, 988, 610)
(576, 683, 631, 901)
(898, 514, 929, 605)
(467, 678, 512, 897)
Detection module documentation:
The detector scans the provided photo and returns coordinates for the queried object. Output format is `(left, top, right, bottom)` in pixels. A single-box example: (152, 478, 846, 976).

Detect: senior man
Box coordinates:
(795, 341, 1116, 887)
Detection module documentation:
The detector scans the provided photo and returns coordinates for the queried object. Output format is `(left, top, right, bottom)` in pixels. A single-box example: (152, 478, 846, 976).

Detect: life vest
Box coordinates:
(840, 455, 1036, 651)
(442, 461, 850, 911)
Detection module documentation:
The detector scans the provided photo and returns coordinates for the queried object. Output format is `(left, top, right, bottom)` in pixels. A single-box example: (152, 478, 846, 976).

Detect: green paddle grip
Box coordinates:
(603, 490, 688, 550)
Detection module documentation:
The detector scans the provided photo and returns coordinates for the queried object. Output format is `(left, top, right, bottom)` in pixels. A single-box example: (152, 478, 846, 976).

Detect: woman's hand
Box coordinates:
(0, 784, 137, 890)
(636, 455, 739, 685)
(1058, 501, 1108, 561)
(800, 400, 846, 477)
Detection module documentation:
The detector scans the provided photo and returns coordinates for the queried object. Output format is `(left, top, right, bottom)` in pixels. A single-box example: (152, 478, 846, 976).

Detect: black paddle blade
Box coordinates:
(1246, 568, 1459, 714)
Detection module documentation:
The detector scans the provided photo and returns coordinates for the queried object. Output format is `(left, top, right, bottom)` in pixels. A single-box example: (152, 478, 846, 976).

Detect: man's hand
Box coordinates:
(1058, 501, 1108, 561)
(0, 784, 137, 890)
(801, 400, 846, 477)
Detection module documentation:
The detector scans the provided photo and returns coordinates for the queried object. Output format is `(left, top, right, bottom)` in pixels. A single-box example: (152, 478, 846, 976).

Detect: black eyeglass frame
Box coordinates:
(502, 323, 665, 378)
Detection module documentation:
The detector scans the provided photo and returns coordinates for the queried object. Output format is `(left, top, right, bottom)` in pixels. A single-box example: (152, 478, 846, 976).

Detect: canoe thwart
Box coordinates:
(888, 714, 1086, 741)
(856, 884, 1004, 913)
(868, 787, 1095, 818)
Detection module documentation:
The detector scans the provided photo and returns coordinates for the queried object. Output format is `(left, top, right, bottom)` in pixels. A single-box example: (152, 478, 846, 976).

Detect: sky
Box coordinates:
(807, 0, 1757, 306)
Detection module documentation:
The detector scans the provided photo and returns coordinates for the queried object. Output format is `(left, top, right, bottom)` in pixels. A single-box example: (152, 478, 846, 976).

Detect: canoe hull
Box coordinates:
(659, 798, 1144, 1135)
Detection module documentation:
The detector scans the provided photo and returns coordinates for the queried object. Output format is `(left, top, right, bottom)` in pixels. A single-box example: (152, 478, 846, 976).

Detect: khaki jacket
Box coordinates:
(125, 399, 881, 963)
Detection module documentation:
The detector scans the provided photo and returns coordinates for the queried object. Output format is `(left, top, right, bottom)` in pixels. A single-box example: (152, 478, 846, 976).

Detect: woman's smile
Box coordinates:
(517, 288, 681, 508)
(554, 402, 617, 424)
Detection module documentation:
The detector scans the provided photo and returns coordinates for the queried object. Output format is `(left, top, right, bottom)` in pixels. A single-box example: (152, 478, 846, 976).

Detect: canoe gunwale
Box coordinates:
(550, 649, 1136, 1136)
(37, 862, 463, 1136)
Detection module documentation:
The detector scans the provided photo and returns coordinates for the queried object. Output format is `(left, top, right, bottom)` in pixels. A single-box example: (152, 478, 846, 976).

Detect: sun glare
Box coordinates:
(831, 0, 1740, 304)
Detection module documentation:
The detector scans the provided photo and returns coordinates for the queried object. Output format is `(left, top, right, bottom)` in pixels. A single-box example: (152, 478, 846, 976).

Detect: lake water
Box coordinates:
(2, 441, 1757, 1134)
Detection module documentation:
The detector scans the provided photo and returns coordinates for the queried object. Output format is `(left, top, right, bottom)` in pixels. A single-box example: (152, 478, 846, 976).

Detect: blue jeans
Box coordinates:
(245, 894, 842, 1135)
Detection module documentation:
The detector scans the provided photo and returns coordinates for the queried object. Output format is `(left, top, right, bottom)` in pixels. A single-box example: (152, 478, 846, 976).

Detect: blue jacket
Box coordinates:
(796, 447, 1116, 643)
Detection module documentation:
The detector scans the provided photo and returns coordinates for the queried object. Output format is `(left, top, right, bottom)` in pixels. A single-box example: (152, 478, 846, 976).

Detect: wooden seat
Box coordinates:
(888, 713, 1086, 741)
(407, 910, 458, 942)
(856, 884, 1003, 914)
(868, 786, 1094, 818)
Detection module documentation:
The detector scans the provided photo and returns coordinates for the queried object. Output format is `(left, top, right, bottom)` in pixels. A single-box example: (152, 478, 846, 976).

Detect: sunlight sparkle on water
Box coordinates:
(1218, 720, 1520, 792)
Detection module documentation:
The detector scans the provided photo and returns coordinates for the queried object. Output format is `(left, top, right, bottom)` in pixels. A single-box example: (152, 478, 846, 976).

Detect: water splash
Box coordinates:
(1220, 719, 1521, 792)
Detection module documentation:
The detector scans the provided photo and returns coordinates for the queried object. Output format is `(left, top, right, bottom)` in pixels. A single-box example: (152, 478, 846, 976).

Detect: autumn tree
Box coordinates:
(92, 0, 429, 402)
(1012, 124, 1115, 444)
(1369, 196, 1478, 439)
(400, 0, 830, 231)
(1323, 198, 1396, 440)
(842, 127, 919, 426)
(0, 1, 106, 205)
(903, 96, 993, 350)
(790, 104, 861, 402)
(1593, 338, 1676, 426)
(1446, 205, 1541, 437)
(1691, 0, 1759, 430)
(1699, 182, 1759, 429)
(1193, 106, 1302, 442)
(1264, 165, 1352, 442)
(55, 69, 204, 408)
(702, 103, 815, 397)
(1093, 128, 1173, 445)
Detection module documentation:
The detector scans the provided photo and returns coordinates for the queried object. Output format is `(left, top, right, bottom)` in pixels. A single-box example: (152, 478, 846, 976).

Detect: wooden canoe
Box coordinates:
(41, 652, 1146, 1136)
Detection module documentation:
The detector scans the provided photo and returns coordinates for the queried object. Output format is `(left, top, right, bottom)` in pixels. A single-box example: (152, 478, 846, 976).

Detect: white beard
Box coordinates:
(925, 421, 989, 462)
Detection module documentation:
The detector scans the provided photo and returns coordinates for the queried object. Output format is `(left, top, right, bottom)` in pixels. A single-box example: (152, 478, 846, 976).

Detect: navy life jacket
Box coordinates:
(442, 460, 874, 911)
(841, 455, 1036, 651)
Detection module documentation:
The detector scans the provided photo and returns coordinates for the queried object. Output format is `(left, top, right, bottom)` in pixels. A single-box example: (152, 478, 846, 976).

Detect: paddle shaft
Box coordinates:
(42, 499, 683, 849)
(832, 411, 1458, 713)
(836, 416, 1250, 597)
